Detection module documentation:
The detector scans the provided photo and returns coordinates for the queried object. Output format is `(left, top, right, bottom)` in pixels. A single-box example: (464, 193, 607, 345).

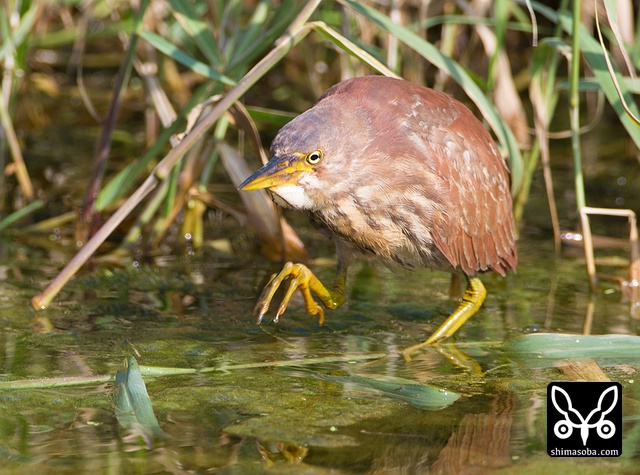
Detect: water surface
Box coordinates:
(0, 230, 638, 473)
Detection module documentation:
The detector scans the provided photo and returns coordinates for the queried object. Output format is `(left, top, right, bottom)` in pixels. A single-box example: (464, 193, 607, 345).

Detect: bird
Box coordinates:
(238, 76, 517, 357)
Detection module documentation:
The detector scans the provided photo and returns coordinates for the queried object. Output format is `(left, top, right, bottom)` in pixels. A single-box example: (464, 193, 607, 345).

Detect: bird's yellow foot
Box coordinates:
(254, 262, 345, 325)
(401, 276, 486, 360)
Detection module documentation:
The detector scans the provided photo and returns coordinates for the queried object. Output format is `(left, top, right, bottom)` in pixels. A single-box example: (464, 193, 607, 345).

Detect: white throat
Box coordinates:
(270, 184, 312, 210)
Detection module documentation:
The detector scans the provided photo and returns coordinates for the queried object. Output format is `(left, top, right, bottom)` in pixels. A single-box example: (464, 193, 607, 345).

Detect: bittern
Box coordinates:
(239, 76, 517, 355)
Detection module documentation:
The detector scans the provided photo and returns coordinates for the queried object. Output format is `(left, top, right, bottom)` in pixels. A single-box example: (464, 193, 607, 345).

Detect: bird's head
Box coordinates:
(237, 145, 325, 211)
(238, 96, 372, 211)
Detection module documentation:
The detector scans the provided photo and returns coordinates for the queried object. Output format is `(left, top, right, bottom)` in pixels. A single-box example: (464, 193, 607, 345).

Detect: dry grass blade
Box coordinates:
(524, 0, 539, 46)
(595, 0, 640, 127)
(602, 0, 635, 80)
(536, 118, 561, 254)
(547, 5, 640, 149)
(579, 207, 640, 314)
(0, 93, 34, 200)
(529, 55, 561, 253)
(72, 9, 101, 123)
(0, 1, 39, 201)
(227, 102, 270, 166)
(192, 189, 247, 224)
(135, 57, 178, 131)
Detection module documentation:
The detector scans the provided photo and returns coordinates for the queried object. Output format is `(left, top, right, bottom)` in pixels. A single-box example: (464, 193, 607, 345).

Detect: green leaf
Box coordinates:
(230, 0, 269, 61)
(503, 333, 640, 368)
(319, 374, 460, 410)
(0, 3, 39, 62)
(114, 356, 166, 441)
(139, 30, 235, 86)
(95, 160, 139, 211)
(226, 0, 302, 73)
(29, 18, 135, 48)
(0, 200, 43, 232)
(166, 0, 223, 67)
(246, 106, 297, 128)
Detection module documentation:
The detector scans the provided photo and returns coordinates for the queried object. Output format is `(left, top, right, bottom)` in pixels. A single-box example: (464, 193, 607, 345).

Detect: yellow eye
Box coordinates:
(306, 150, 323, 165)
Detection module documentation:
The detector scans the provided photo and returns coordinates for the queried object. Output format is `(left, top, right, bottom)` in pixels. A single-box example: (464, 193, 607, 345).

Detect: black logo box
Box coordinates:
(547, 382, 622, 457)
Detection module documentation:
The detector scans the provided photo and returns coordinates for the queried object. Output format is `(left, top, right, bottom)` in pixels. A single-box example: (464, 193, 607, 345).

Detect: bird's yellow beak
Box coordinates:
(238, 154, 311, 191)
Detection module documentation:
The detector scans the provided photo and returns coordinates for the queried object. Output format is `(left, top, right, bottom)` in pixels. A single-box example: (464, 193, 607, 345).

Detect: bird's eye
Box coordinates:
(306, 150, 323, 165)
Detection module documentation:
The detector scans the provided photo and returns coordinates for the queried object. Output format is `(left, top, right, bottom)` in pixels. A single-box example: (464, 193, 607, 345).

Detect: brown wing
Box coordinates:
(417, 89, 517, 276)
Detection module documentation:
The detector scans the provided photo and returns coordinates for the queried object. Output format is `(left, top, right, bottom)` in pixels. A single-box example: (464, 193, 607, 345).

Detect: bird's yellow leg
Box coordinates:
(254, 262, 346, 325)
(401, 276, 486, 359)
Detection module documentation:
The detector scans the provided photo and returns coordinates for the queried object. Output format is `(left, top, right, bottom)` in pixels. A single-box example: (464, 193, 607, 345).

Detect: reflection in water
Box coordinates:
(431, 392, 515, 474)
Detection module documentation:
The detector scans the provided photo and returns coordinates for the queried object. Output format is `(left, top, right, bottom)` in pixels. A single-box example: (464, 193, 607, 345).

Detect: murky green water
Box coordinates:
(1, 226, 639, 473)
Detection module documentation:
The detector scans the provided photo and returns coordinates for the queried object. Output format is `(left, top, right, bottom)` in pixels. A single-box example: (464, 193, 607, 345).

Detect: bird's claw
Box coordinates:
(253, 262, 326, 325)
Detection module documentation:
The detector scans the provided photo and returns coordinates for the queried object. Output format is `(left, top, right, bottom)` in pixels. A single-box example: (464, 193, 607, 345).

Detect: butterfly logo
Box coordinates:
(551, 384, 618, 446)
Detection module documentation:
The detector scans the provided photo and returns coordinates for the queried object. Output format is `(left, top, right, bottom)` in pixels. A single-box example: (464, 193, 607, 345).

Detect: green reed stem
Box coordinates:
(569, 0, 586, 210)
